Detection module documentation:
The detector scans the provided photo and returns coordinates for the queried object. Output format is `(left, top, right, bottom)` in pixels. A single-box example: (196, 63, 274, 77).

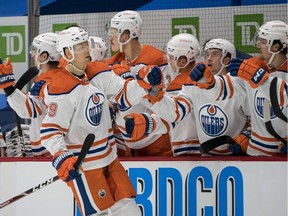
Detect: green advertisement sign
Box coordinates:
(172, 17, 199, 40)
(52, 23, 77, 33)
(0, 25, 25, 62)
(234, 14, 264, 53)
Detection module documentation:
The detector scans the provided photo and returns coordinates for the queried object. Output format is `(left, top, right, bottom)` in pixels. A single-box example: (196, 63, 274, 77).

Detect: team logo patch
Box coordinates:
(199, 104, 228, 137)
(98, 189, 106, 198)
(86, 93, 105, 126)
(254, 90, 277, 119)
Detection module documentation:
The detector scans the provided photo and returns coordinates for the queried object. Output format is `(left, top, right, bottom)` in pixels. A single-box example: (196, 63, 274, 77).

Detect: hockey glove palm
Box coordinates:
(189, 64, 215, 89)
(124, 113, 155, 140)
(0, 57, 15, 89)
(52, 150, 81, 182)
(229, 58, 269, 88)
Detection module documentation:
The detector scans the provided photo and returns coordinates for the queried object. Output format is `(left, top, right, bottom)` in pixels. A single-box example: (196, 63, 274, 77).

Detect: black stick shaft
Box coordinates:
(0, 133, 95, 209)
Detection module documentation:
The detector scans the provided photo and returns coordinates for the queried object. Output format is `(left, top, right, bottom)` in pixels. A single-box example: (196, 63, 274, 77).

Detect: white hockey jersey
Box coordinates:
(164, 69, 200, 156)
(148, 71, 250, 155)
(7, 69, 57, 156)
(107, 45, 174, 155)
(204, 62, 287, 156)
(40, 62, 146, 170)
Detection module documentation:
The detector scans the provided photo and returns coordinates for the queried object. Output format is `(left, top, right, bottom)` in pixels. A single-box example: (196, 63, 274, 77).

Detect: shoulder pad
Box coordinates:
(85, 61, 111, 80)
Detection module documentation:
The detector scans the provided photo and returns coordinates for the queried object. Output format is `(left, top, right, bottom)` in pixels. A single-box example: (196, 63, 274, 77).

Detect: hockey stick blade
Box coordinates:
(74, 133, 95, 170)
(0, 133, 95, 209)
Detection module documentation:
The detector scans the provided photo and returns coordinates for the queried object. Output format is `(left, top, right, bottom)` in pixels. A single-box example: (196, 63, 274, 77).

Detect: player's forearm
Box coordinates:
(150, 94, 191, 124)
(7, 88, 43, 119)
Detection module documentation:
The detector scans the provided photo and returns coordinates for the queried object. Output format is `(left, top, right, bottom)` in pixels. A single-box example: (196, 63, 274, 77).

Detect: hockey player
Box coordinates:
(189, 20, 287, 156)
(160, 33, 200, 155)
(0, 32, 61, 157)
(89, 36, 108, 62)
(59, 35, 108, 67)
(40, 27, 143, 215)
(125, 37, 251, 156)
(199, 38, 251, 155)
(106, 10, 173, 156)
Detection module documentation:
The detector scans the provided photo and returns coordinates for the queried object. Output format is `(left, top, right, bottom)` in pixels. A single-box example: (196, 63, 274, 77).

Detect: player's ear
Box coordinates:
(64, 48, 73, 60)
(39, 52, 49, 62)
(223, 56, 231, 66)
(178, 56, 188, 67)
(270, 42, 282, 52)
(120, 30, 130, 43)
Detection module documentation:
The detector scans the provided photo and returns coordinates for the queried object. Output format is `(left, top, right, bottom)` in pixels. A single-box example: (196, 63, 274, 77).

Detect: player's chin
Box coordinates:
(257, 53, 265, 60)
(111, 45, 119, 53)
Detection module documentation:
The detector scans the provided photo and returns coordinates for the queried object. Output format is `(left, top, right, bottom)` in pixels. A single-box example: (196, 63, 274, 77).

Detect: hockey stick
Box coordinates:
(269, 77, 287, 123)
(199, 135, 235, 154)
(0, 133, 95, 209)
(14, 67, 39, 90)
(263, 99, 287, 145)
(13, 67, 39, 156)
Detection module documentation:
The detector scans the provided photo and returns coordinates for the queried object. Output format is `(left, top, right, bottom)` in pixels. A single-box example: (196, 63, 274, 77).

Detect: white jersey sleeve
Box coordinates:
(149, 86, 193, 124)
(7, 89, 44, 119)
(89, 70, 147, 107)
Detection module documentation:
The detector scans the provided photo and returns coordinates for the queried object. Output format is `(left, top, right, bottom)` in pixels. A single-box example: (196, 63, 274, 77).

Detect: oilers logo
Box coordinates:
(254, 90, 277, 119)
(86, 93, 105, 126)
(199, 104, 228, 137)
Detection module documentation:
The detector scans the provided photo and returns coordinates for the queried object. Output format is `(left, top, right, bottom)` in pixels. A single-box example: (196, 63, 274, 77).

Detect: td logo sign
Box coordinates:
(172, 17, 199, 40)
(234, 14, 263, 54)
(0, 25, 26, 62)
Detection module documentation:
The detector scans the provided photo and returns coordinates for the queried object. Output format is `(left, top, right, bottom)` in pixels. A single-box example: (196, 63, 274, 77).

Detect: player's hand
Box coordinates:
(228, 58, 269, 88)
(228, 58, 243, 76)
(0, 57, 15, 89)
(278, 143, 287, 155)
(136, 65, 164, 104)
(52, 150, 81, 182)
(111, 61, 134, 79)
(124, 113, 155, 140)
(189, 64, 215, 89)
(229, 131, 250, 155)
(136, 65, 163, 91)
(30, 80, 46, 96)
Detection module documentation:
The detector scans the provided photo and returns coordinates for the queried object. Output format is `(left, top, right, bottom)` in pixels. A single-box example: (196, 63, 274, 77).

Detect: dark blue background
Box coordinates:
(0, 0, 286, 16)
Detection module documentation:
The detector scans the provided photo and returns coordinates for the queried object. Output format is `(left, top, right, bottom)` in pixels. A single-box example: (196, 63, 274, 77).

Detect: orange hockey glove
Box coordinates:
(124, 113, 155, 140)
(136, 65, 164, 104)
(0, 57, 15, 89)
(111, 61, 134, 79)
(229, 131, 250, 155)
(136, 65, 163, 91)
(52, 150, 81, 182)
(189, 64, 215, 89)
(228, 58, 269, 88)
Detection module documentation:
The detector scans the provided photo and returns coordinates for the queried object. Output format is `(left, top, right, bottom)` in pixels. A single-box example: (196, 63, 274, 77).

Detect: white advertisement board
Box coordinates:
(0, 159, 287, 216)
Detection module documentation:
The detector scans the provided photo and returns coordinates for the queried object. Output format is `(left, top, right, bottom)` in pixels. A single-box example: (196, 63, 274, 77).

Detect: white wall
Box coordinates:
(0, 159, 287, 216)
